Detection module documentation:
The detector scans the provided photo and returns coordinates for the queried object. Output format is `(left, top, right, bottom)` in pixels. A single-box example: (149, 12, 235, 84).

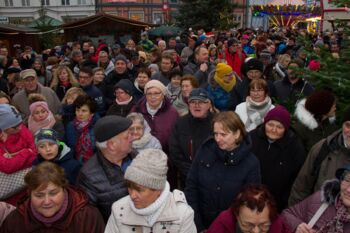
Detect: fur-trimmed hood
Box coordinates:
(295, 98, 319, 130)
(320, 179, 340, 205)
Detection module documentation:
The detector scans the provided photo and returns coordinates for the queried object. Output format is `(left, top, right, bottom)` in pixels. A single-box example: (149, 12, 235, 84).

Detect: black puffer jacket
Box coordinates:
(77, 150, 137, 221)
(169, 112, 213, 187)
(249, 125, 306, 211)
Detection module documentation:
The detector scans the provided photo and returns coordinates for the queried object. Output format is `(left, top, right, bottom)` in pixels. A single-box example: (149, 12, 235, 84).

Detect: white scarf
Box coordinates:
(115, 96, 133, 105)
(146, 101, 162, 117)
(128, 182, 170, 226)
(275, 63, 287, 79)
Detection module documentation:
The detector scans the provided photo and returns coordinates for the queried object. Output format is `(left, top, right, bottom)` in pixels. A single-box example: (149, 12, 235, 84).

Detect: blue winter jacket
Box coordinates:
(185, 135, 261, 231)
(33, 142, 82, 184)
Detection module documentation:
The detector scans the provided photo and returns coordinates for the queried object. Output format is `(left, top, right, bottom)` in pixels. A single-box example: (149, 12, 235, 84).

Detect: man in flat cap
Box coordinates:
(77, 115, 137, 222)
(12, 69, 61, 119)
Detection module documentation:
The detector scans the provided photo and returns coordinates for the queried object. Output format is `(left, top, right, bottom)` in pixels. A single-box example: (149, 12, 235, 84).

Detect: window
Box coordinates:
(61, 0, 70, 5)
(5, 0, 13, 6)
(22, 0, 30, 6)
(129, 11, 144, 22)
(153, 12, 163, 24)
(41, 0, 49, 5)
(78, 0, 86, 4)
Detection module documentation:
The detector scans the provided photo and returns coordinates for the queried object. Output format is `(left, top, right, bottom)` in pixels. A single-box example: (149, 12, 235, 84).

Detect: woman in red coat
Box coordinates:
(207, 184, 291, 233)
(0, 104, 37, 204)
(1, 162, 105, 233)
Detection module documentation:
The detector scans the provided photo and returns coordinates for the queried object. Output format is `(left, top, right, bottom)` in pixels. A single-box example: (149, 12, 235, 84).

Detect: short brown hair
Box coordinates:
(181, 75, 199, 88)
(248, 79, 268, 95)
(212, 111, 246, 144)
(231, 184, 278, 221)
(137, 67, 152, 79)
(25, 161, 68, 191)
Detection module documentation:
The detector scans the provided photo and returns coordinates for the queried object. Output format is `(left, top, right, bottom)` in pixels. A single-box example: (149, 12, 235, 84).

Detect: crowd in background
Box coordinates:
(0, 26, 349, 233)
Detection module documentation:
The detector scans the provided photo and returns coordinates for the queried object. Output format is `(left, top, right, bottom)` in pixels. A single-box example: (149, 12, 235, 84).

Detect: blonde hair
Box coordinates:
(277, 54, 291, 67)
(50, 65, 79, 89)
(61, 87, 85, 104)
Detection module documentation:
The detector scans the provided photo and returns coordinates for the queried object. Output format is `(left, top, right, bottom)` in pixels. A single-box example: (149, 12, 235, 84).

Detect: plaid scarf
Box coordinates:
(317, 199, 350, 233)
(73, 116, 93, 163)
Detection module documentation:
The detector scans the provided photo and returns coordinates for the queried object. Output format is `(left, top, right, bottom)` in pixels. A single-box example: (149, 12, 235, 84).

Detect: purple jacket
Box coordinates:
(282, 180, 350, 232)
(131, 97, 179, 153)
(207, 209, 291, 233)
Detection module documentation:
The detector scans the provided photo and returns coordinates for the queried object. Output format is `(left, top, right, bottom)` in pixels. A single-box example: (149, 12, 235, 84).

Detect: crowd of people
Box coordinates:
(0, 26, 349, 232)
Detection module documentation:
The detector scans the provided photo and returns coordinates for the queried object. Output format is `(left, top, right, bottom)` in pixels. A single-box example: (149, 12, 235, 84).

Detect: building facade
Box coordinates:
(0, 0, 95, 25)
(98, 0, 247, 28)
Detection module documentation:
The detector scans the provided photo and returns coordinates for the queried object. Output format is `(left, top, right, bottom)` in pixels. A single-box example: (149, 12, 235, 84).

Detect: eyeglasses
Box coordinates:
(129, 126, 144, 132)
(250, 89, 265, 93)
(238, 217, 271, 232)
(146, 92, 162, 98)
(24, 77, 36, 82)
(189, 100, 209, 106)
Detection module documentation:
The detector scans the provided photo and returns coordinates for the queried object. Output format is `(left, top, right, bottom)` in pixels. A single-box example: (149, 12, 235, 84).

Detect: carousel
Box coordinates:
(251, 0, 321, 31)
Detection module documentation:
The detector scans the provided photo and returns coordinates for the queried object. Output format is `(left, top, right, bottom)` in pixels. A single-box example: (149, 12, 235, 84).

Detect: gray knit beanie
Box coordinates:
(124, 149, 168, 190)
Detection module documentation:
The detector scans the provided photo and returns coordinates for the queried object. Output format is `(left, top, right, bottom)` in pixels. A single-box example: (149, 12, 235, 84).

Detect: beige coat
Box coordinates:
(105, 190, 196, 233)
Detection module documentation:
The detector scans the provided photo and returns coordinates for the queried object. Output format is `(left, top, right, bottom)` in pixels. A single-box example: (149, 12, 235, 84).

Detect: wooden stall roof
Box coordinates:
(0, 23, 39, 34)
(61, 12, 155, 30)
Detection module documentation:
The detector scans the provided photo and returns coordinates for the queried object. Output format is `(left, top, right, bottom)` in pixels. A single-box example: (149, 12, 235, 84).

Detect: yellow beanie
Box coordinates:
(214, 63, 236, 92)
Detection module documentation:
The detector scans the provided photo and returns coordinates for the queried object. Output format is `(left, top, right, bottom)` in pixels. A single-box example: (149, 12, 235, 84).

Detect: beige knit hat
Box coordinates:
(124, 149, 168, 190)
(144, 80, 167, 96)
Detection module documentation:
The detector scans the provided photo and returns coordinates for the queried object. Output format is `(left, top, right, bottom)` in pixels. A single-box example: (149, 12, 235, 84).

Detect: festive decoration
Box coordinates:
(251, 4, 321, 27)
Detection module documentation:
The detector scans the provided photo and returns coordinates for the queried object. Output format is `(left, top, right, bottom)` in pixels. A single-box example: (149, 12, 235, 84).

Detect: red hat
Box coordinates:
(264, 105, 291, 130)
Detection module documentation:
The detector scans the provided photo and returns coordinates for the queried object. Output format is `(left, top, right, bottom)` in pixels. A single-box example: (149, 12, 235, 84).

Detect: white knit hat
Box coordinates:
(124, 149, 168, 190)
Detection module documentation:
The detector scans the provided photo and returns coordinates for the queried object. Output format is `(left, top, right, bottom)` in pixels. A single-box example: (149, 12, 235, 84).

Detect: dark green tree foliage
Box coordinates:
(176, 0, 238, 31)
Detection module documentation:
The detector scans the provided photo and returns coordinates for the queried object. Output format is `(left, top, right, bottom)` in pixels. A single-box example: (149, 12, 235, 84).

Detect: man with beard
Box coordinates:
(273, 59, 314, 106)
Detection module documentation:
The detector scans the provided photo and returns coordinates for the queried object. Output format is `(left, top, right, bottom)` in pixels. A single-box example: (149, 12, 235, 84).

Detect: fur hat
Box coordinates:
(114, 79, 134, 96)
(35, 128, 60, 146)
(264, 105, 291, 130)
(124, 149, 168, 190)
(93, 115, 132, 142)
(0, 104, 22, 131)
(305, 90, 335, 117)
(242, 58, 264, 77)
(144, 80, 167, 96)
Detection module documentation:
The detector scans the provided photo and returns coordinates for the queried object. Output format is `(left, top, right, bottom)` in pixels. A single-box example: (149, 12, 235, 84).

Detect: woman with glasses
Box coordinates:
(106, 79, 136, 117)
(126, 112, 162, 152)
(235, 78, 274, 132)
(185, 111, 261, 232)
(282, 164, 350, 233)
(131, 80, 179, 154)
(131, 80, 179, 189)
(207, 184, 290, 233)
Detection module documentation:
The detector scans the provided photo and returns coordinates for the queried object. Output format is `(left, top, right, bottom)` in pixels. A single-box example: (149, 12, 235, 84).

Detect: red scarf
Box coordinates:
(73, 116, 93, 163)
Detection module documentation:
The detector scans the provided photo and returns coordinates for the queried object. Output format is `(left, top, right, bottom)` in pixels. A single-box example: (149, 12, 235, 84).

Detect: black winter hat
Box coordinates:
(242, 58, 264, 77)
(94, 116, 132, 142)
(305, 90, 335, 117)
(114, 79, 134, 96)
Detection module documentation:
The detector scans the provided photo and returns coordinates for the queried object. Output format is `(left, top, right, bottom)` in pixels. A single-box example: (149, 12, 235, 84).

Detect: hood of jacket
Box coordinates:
(295, 98, 319, 130)
(320, 179, 340, 205)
